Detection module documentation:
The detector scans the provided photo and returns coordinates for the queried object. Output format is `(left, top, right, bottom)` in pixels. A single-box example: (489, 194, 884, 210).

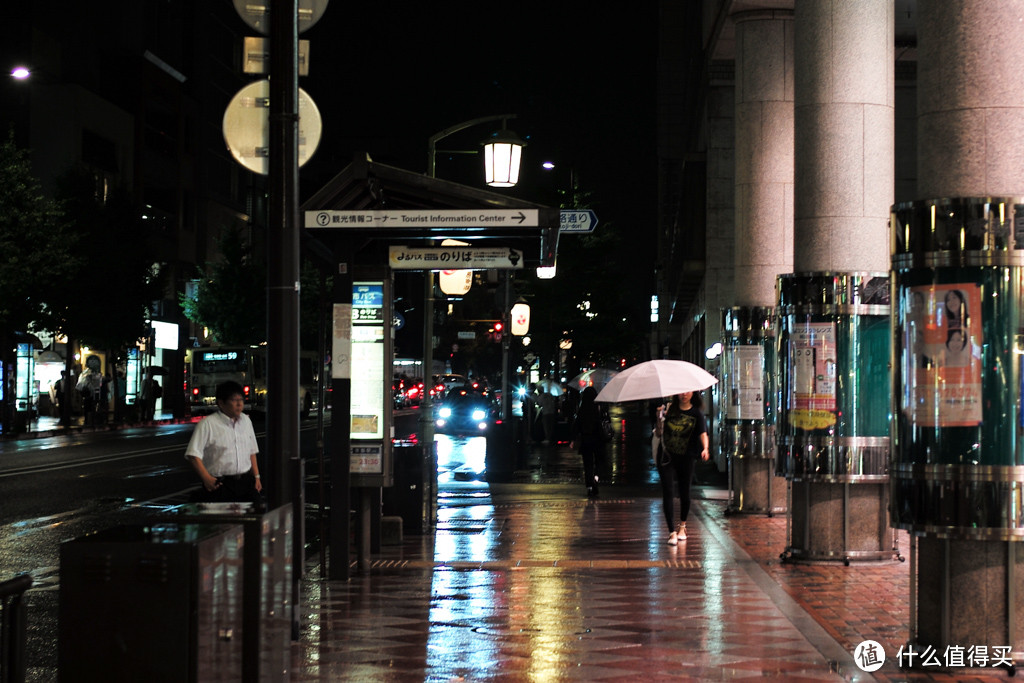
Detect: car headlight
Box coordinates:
(472, 409, 487, 421)
(439, 407, 452, 418)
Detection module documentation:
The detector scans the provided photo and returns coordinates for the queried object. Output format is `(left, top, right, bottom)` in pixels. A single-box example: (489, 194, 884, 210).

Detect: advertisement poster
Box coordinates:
(726, 346, 765, 420)
(788, 322, 836, 430)
(904, 283, 982, 426)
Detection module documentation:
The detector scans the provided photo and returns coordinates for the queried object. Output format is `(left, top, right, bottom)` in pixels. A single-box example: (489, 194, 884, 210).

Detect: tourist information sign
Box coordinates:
(305, 209, 540, 229)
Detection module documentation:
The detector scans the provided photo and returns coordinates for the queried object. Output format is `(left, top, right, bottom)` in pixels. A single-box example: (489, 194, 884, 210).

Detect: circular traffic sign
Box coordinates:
(222, 79, 322, 175)
(233, 0, 329, 35)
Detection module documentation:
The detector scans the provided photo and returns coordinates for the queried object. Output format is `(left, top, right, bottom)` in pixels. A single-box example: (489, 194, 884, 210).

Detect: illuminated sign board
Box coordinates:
(350, 281, 385, 444)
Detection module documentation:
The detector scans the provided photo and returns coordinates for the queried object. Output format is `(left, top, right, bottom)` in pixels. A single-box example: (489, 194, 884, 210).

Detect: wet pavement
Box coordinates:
(8, 409, 1018, 681)
(287, 433, 1013, 682)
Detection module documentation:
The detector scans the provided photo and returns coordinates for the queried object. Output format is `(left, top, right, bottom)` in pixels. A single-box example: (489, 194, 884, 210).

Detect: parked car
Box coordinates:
(434, 387, 495, 434)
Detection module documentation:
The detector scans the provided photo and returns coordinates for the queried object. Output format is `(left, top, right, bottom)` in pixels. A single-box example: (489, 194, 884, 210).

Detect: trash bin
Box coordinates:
(383, 439, 433, 535)
(485, 420, 516, 483)
(147, 503, 294, 682)
(59, 523, 244, 682)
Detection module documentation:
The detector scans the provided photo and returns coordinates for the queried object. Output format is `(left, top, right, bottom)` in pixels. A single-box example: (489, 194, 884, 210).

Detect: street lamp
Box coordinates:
(483, 128, 526, 187)
(428, 114, 525, 186)
(421, 114, 524, 495)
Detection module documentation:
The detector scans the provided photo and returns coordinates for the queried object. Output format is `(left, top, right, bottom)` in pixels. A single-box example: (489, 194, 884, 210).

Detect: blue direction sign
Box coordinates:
(559, 209, 598, 233)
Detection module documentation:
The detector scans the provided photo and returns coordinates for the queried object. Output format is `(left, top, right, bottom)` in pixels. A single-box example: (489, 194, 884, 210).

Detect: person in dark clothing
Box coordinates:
(570, 386, 607, 498)
(655, 391, 709, 545)
(54, 371, 68, 423)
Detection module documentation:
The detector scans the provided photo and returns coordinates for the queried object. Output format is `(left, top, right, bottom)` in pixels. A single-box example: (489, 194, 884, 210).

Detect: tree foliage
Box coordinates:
(0, 132, 78, 335)
(179, 227, 329, 348)
(180, 227, 265, 346)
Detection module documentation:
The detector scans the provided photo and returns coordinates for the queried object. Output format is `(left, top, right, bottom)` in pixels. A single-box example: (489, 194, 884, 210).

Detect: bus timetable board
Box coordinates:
(349, 275, 392, 487)
(351, 282, 384, 441)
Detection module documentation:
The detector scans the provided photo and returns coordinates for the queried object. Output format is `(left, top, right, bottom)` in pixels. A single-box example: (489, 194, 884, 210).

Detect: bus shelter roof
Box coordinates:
(300, 152, 558, 269)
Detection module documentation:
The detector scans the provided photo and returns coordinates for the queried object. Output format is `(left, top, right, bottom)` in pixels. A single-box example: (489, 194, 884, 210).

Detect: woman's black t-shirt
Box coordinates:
(662, 406, 707, 459)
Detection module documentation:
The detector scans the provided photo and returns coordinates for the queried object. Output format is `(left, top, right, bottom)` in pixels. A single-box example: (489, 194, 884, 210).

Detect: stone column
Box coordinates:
(778, 0, 894, 562)
(734, 9, 793, 306)
(794, 0, 893, 272)
(918, 2, 1024, 198)
(896, 0, 1024, 660)
(724, 10, 792, 515)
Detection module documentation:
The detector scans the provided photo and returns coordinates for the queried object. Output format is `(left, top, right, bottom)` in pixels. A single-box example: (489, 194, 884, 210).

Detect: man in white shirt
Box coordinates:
(185, 381, 263, 505)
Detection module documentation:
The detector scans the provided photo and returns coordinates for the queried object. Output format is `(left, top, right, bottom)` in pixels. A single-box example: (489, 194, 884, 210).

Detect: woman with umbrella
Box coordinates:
(655, 390, 709, 544)
(596, 359, 717, 540)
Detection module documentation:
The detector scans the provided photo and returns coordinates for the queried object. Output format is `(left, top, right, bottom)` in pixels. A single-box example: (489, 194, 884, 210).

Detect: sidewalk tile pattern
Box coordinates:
(288, 483, 1017, 682)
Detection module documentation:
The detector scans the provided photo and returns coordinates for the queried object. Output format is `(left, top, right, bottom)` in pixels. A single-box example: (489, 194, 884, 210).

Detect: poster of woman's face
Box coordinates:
(904, 284, 982, 427)
(943, 289, 966, 330)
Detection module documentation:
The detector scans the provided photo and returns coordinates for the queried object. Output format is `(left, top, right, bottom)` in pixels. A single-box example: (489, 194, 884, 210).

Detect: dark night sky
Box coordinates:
(299, 2, 660, 241)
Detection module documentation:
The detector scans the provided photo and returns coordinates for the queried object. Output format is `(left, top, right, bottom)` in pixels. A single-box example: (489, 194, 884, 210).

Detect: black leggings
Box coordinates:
(658, 454, 696, 532)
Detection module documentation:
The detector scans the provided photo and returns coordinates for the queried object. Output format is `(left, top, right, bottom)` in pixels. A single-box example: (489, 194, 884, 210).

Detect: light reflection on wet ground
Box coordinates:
(14, 402, 995, 681)
(288, 403, 852, 681)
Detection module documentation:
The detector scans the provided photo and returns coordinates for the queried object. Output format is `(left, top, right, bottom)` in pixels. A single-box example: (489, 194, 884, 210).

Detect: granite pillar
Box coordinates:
(727, 10, 792, 514)
(733, 9, 793, 307)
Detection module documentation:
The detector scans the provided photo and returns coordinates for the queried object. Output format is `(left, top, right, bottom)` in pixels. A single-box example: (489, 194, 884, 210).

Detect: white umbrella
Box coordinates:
(570, 368, 619, 391)
(595, 359, 717, 403)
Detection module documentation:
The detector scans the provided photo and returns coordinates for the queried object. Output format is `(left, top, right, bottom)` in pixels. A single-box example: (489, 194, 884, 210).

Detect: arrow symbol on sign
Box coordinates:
(513, 211, 526, 224)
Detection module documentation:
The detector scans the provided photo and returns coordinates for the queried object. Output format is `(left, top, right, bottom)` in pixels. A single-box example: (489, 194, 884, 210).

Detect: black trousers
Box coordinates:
(579, 435, 605, 491)
(195, 471, 262, 507)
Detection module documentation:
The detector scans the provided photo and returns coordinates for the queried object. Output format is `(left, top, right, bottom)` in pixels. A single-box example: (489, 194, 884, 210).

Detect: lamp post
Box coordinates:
(422, 114, 525, 499)
(427, 114, 524, 186)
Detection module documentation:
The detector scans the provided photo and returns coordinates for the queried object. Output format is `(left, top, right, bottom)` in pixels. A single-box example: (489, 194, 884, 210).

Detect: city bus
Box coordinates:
(186, 346, 324, 418)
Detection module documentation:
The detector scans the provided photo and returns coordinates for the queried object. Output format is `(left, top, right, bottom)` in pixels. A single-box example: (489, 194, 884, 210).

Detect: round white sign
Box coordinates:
(232, 0, 329, 35)
(222, 79, 323, 175)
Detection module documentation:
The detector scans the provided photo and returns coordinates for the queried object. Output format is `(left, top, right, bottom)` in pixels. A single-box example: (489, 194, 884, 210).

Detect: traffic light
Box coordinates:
(491, 321, 504, 341)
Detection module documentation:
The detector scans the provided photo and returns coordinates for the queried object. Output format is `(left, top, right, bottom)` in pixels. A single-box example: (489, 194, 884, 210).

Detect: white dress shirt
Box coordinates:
(184, 410, 259, 477)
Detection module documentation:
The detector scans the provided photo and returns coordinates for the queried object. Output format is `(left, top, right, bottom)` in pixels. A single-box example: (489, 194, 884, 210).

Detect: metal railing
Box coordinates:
(0, 574, 32, 683)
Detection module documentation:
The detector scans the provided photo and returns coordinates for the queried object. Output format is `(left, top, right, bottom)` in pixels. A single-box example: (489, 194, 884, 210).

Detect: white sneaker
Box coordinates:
(667, 531, 678, 546)
(676, 522, 687, 540)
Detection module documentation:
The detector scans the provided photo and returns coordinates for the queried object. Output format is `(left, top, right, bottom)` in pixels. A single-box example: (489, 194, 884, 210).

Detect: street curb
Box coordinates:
(0, 417, 197, 442)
